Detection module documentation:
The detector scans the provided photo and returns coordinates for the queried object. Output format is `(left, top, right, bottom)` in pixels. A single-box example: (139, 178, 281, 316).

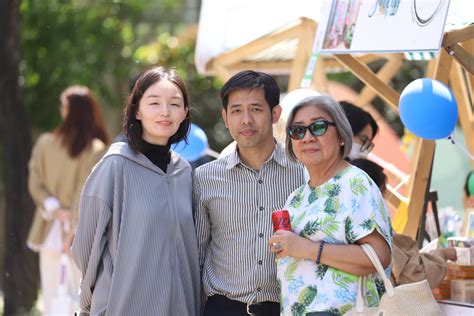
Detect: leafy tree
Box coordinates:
(20, 0, 228, 151)
(0, 0, 38, 313)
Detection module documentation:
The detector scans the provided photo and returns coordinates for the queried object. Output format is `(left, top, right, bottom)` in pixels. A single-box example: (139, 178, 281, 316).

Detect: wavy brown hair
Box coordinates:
(56, 85, 110, 157)
(122, 66, 191, 153)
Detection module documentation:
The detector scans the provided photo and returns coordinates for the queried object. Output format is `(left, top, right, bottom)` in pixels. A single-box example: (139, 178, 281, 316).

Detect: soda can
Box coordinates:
(272, 210, 292, 232)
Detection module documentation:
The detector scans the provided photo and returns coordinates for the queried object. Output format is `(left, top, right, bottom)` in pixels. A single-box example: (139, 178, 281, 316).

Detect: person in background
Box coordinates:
(269, 95, 392, 315)
(351, 158, 457, 289)
(194, 70, 305, 316)
(464, 171, 474, 209)
(340, 101, 378, 161)
(72, 67, 200, 315)
(27, 85, 109, 315)
(462, 171, 474, 236)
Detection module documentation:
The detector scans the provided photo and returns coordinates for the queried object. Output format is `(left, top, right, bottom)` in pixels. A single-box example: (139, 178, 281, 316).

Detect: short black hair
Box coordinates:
(340, 101, 379, 138)
(220, 70, 280, 110)
(465, 171, 474, 196)
(122, 67, 191, 153)
(351, 158, 387, 193)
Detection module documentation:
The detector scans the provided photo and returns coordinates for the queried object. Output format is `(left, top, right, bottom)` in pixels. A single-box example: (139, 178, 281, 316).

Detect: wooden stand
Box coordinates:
(204, 19, 474, 239)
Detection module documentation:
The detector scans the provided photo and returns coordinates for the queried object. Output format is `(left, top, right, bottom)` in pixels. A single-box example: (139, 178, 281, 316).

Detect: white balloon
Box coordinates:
(280, 88, 320, 120)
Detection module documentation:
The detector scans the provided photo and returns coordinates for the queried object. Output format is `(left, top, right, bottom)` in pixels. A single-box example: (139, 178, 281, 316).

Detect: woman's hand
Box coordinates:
(62, 232, 75, 256)
(55, 208, 70, 225)
(268, 230, 317, 260)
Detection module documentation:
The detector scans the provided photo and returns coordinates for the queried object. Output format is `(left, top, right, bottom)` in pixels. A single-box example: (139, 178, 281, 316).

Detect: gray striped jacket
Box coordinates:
(72, 142, 200, 315)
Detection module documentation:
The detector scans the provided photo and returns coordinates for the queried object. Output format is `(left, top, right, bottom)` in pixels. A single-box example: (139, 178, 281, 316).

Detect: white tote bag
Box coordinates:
(346, 244, 442, 316)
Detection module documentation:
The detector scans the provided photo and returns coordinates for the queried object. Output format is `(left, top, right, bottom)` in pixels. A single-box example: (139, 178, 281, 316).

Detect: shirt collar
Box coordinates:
(225, 140, 288, 170)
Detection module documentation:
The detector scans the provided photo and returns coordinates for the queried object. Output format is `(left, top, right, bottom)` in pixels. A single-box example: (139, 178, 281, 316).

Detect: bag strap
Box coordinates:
(360, 244, 395, 296)
(354, 244, 396, 313)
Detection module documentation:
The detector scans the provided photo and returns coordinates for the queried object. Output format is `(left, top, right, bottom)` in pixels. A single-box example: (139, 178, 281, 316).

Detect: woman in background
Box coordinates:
(27, 85, 109, 315)
(72, 67, 200, 315)
(340, 101, 378, 161)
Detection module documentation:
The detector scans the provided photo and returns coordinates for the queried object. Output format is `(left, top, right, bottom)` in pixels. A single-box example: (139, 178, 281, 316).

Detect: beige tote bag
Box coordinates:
(346, 244, 442, 316)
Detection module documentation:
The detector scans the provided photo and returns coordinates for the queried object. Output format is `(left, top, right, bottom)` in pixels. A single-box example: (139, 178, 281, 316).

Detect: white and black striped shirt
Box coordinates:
(193, 143, 305, 304)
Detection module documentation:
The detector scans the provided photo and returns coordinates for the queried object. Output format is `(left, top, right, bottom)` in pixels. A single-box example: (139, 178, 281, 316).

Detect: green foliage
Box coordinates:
(20, 0, 229, 150)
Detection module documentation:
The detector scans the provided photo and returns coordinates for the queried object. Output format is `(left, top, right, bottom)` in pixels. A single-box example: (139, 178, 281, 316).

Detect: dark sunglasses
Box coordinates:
(356, 134, 375, 152)
(287, 119, 336, 140)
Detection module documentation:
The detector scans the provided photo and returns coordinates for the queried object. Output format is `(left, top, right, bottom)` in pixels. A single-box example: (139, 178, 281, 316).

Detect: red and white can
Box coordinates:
(272, 210, 292, 232)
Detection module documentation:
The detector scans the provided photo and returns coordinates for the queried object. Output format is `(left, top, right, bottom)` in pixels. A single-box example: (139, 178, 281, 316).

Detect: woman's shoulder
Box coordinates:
(90, 138, 107, 151)
(35, 132, 58, 146)
(339, 164, 373, 184)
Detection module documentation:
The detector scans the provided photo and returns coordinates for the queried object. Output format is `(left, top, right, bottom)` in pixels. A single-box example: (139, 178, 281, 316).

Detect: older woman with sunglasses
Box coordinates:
(269, 95, 392, 316)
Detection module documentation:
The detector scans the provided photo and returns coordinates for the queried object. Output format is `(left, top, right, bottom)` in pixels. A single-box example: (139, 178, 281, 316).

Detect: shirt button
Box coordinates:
(258, 260, 262, 265)
(258, 179, 263, 184)
(259, 206, 264, 211)
(257, 287, 261, 292)
(258, 233, 263, 238)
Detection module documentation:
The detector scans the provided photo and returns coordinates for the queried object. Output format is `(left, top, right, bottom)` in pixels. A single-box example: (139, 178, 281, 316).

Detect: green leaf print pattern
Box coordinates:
(365, 280, 380, 307)
(315, 264, 329, 280)
(289, 191, 304, 208)
(291, 211, 306, 228)
(327, 183, 341, 197)
(300, 220, 320, 238)
(290, 286, 318, 316)
(290, 302, 306, 316)
(319, 214, 340, 238)
(332, 269, 358, 290)
(323, 196, 339, 215)
(338, 304, 354, 315)
(349, 177, 368, 196)
(360, 218, 374, 231)
(297, 286, 318, 306)
(284, 260, 299, 281)
(308, 187, 320, 204)
(344, 217, 359, 243)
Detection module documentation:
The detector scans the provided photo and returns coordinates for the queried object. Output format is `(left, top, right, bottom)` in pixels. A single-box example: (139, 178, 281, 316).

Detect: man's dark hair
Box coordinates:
(220, 70, 280, 110)
(122, 67, 191, 153)
(340, 101, 379, 137)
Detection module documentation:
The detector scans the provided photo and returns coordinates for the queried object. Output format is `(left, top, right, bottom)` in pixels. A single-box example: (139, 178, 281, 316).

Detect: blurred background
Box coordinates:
(0, 0, 472, 314)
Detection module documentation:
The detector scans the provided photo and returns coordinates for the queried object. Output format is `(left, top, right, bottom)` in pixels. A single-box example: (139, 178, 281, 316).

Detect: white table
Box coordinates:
(438, 300, 474, 315)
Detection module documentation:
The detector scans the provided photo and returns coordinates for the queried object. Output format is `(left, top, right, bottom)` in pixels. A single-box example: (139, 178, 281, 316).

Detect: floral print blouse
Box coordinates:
(277, 166, 393, 316)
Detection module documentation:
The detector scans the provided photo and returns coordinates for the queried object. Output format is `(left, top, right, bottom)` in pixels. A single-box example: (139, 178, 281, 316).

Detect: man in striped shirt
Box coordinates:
(193, 70, 305, 316)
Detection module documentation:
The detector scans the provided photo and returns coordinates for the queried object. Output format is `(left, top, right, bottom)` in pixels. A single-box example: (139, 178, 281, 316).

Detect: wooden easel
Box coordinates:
(204, 20, 474, 239)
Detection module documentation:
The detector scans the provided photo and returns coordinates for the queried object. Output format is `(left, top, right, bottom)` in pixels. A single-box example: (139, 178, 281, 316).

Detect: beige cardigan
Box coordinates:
(27, 132, 106, 251)
(391, 233, 448, 289)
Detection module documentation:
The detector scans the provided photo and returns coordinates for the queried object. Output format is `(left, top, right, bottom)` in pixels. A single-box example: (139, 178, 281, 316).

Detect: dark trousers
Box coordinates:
(204, 295, 280, 316)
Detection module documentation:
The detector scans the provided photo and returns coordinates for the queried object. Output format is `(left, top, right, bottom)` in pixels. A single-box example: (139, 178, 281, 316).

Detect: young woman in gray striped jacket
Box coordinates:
(72, 67, 200, 316)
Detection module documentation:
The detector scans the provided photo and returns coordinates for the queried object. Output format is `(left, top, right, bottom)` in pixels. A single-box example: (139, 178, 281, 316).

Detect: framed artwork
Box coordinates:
(314, 0, 450, 53)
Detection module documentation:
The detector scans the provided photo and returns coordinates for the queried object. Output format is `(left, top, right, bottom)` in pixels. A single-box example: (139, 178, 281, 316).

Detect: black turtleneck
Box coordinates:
(141, 140, 171, 173)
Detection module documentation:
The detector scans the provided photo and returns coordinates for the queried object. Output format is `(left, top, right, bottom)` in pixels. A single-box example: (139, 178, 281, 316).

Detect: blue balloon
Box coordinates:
(172, 123, 208, 162)
(399, 78, 458, 140)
